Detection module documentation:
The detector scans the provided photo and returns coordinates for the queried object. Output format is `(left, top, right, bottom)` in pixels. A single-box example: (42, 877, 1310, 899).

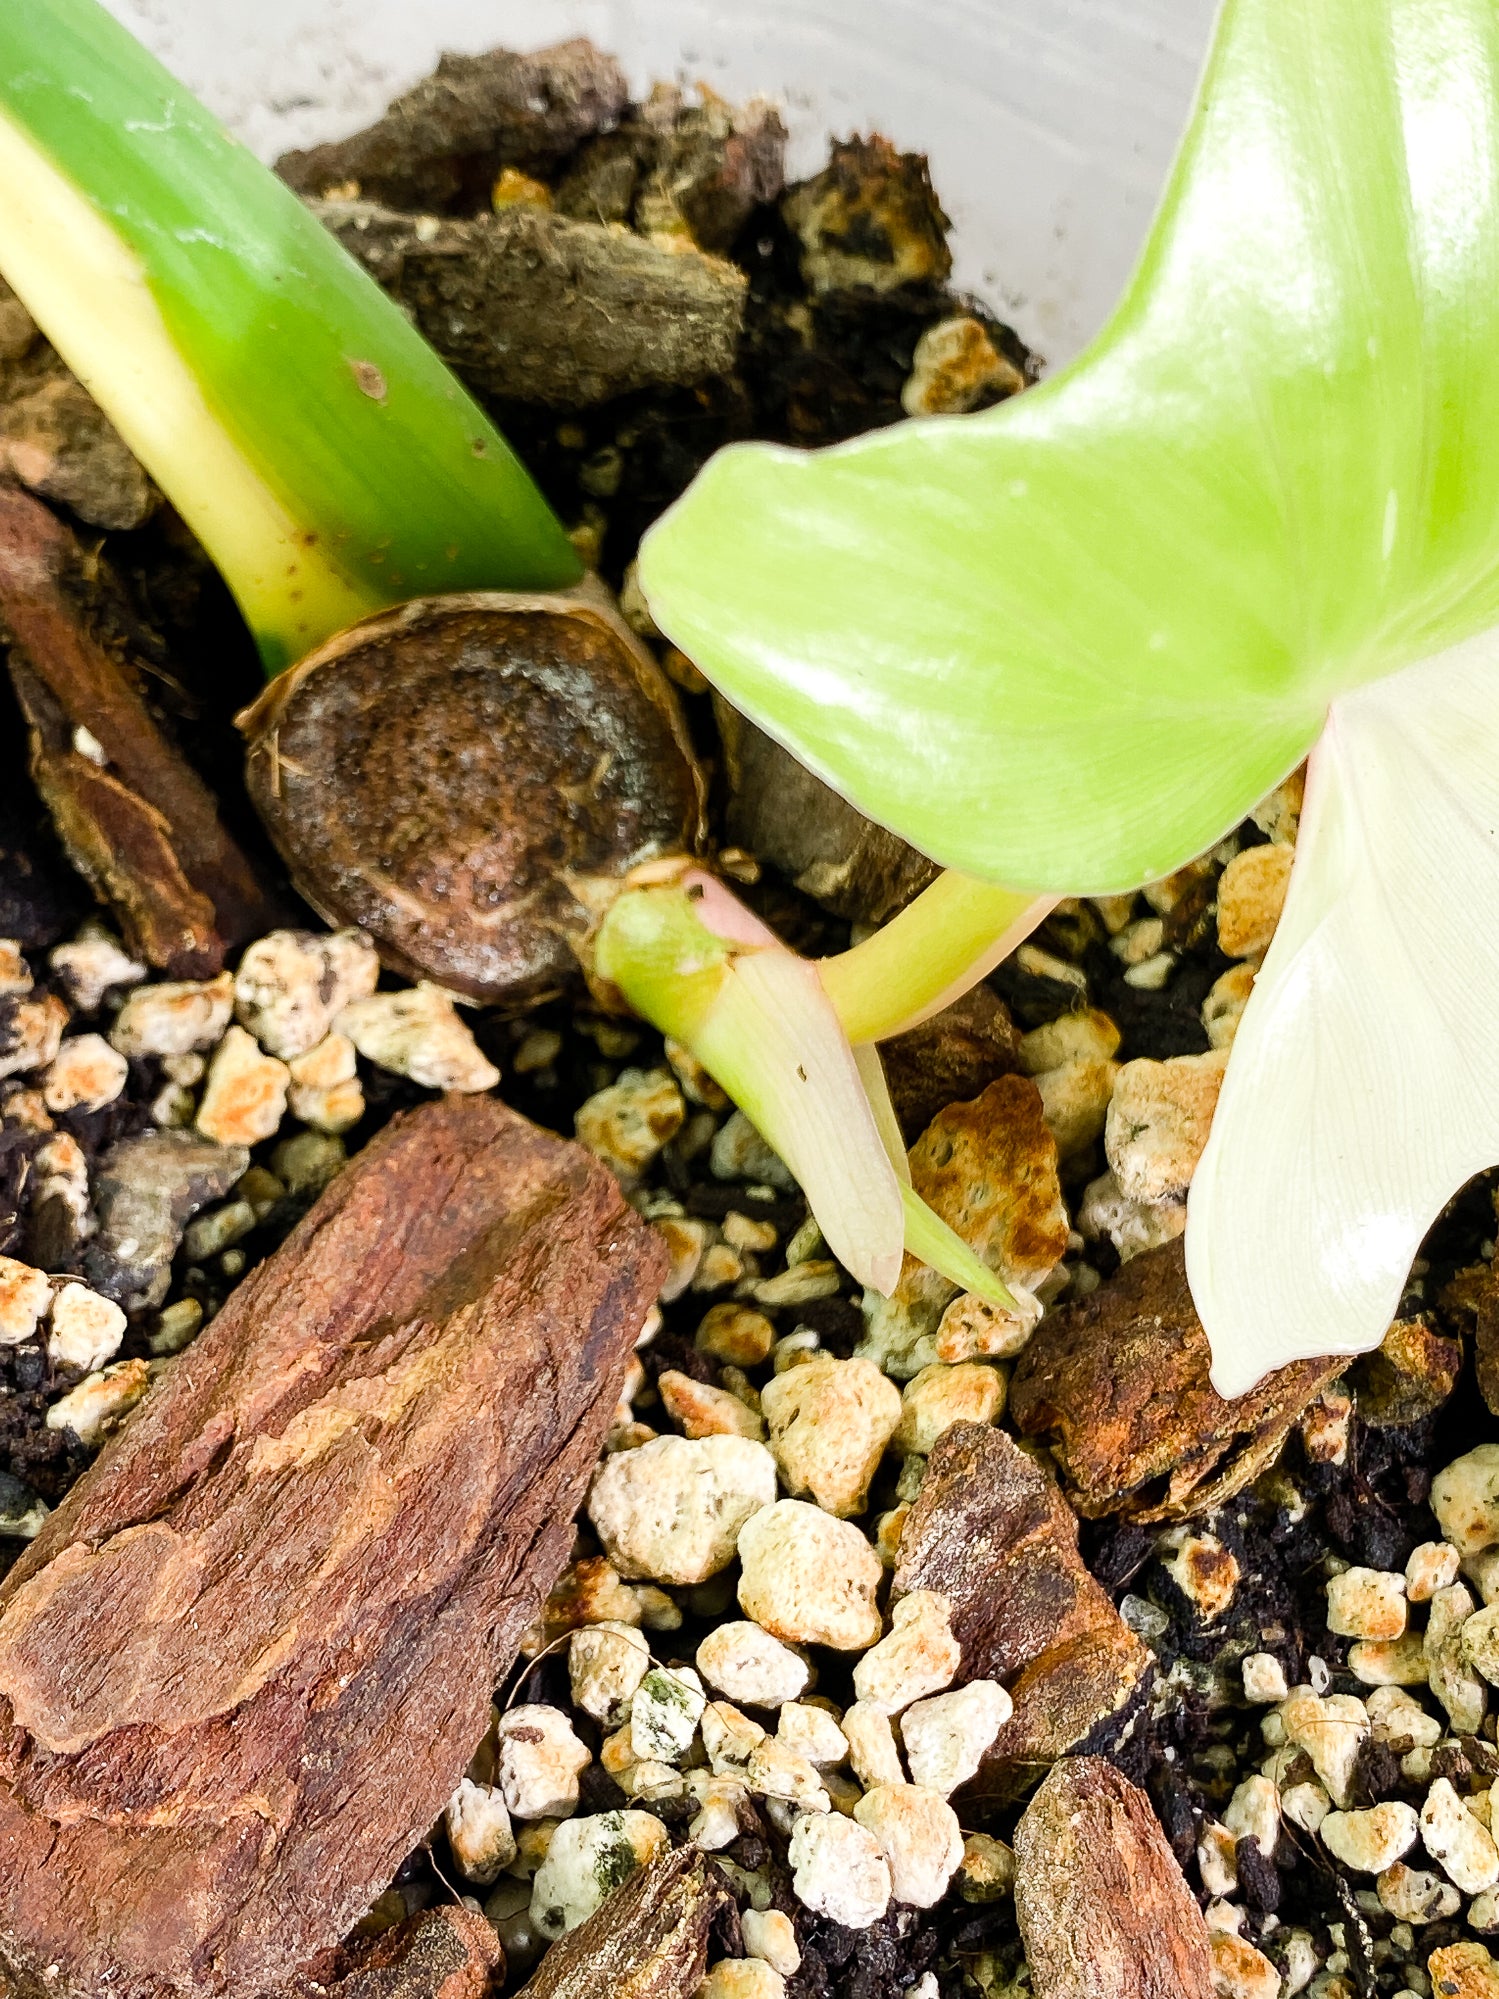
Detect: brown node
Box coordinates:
(241, 584, 704, 1005)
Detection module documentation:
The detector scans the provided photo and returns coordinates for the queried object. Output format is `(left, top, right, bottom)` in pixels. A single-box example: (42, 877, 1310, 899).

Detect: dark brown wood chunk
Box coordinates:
(241, 589, 701, 1004)
(1014, 1757, 1213, 1999)
(1009, 1240, 1342, 1520)
(894, 1422, 1148, 1799)
(316, 203, 745, 409)
(716, 702, 939, 927)
(0, 482, 277, 974)
(515, 1848, 733, 1999)
(277, 41, 628, 211)
(0, 1095, 666, 1999)
(878, 986, 1022, 1143)
(292, 1907, 501, 1999)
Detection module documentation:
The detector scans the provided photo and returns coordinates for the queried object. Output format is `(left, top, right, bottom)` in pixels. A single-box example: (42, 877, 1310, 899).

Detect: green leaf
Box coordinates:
(0, 0, 580, 672)
(638, 0, 1499, 893)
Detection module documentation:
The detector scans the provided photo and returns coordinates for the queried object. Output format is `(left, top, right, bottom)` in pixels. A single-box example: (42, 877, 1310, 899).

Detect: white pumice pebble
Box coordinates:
(776, 1702, 848, 1769)
(736, 1501, 884, 1651)
(567, 1621, 651, 1726)
(49, 925, 144, 1013)
(41, 1033, 128, 1114)
(1103, 1049, 1226, 1203)
(1280, 1781, 1331, 1835)
(46, 1281, 126, 1373)
(233, 928, 378, 1059)
(752, 1262, 843, 1309)
(842, 1701, 906, 1790)
(687, 1772, 748, 1851)
(622, 1761, 686, 1804)
(1431, 1446, 1499, 1558)
(630, 1666, 705, 1765)
(338, 984, 499, 1093)
(1320, 1802, 1419, 1873)
(1160, 1525, 1240, 1622)
(657, 1370, 764, 1442)
(851, 1591, 962, 1715)
(528, 1810, 669, 1939)
(745, 1738, 830, 1812)
(1224, 1774, 1280, 1858)
(45, 1358, 149, 1444)
(110, 973, 234, 1057)
(695, 1300, 775, 1365)
(286, 1032, 364, 1134)
(1205, 1932, 1280, 1999)
(787, 1811, 892, 1929)
(1201, 963, 1256, 1050)
(1197, 1821, 1238, 1899)
(33, 1132, 89, 1224)
(496, 1705, 593, 1822)
(1326, 1567, 1407, 1640)
(589, 1434, 776, 1587)
(852, 1783, 964, 1908)
(445, 1778, 517, 1883)
(0, 1256, 52, 1346)
(900, 1680, 1012, 1796)
(1215, 842, 1294, 958)
(574, 1067, 685, 1183)
(1278, 1687, 1369, 1806)
(1375, 1860, 1462, 1924)
(1407, 1541, 1463, 1601)
(1461, 1603, 1499, 1687)
(1426, 1583, 1488, 1735)
(695, 1620, 811, 1709)
(1420, 1776, 1499, 1892)
(740, 1908, 800, 1976)
(701, 1701, 767, 1777)
(194, 1026, 290, 1147)
(703, 1959, 787, 1991)
(759, 1355, 902, 1517)
(1241, 1652, 1289, 1704)
(893, 1362, 1005, 1457)
(1348, 1633, 1430, 1687)
(1366, 1685, 1443, 1751)
(699, 1959, 785, 1999)
(0, 993, 67, 1081)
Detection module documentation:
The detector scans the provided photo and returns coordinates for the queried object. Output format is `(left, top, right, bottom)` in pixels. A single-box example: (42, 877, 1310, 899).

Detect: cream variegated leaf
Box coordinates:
(1189, 628, 1499, 1396)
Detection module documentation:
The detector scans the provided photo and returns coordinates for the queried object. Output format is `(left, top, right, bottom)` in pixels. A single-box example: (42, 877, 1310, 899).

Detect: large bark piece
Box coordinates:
(316, 202, 745, 408)
(516, 1848, 733, 1999)
(1014, 1757, 1214, 1999)
(0, 482, 276, 974)
(1009, 1239, 1342, 1520)
(0, 1095, 666, 1999)
(278, 42, 629, 211)
(894, 1423, 1148, 1800)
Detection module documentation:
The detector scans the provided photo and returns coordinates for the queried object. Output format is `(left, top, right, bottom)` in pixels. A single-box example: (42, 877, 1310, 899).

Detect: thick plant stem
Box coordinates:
(0, 0, 579, 673)
(819, 872, 1056, 1044)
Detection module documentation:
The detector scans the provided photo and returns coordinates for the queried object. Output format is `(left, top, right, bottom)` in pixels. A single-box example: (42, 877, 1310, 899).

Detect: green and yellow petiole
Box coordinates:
(0, 0, 580, 673)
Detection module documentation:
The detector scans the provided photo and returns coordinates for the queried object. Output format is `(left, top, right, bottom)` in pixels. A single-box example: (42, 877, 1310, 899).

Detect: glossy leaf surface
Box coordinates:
(639, 0, 1499, 894)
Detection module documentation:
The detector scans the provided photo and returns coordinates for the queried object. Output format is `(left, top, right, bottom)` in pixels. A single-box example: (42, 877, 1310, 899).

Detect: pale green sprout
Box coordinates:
(0, 0, 1015, 1309)
(639, 0, 1499, 1393)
